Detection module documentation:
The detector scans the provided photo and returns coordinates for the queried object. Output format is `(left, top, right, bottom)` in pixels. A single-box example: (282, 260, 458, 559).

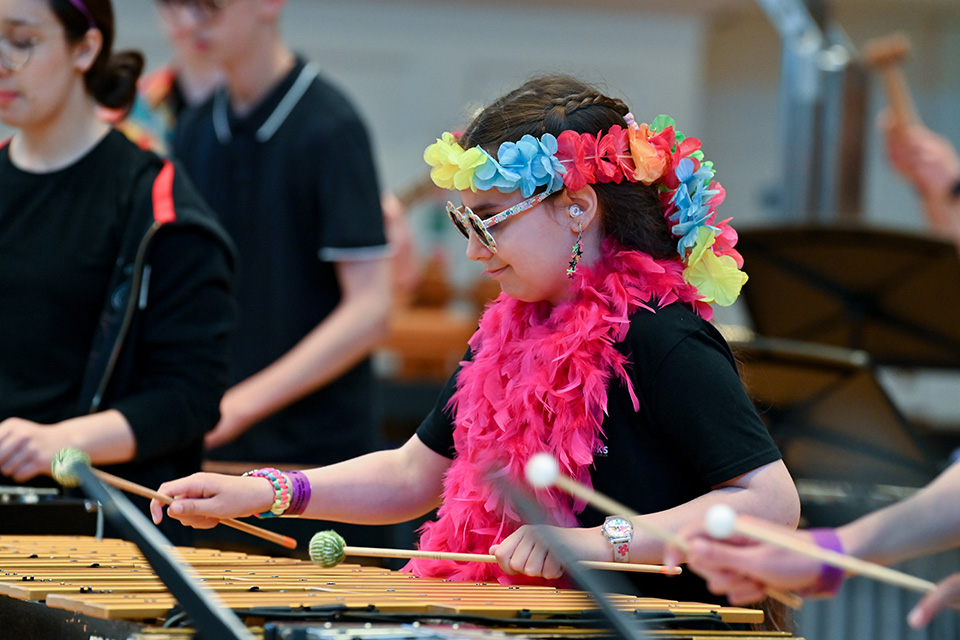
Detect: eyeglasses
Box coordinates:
(156, 0, 233, 22)
(446, 189, 556, 253)
(0, 34, 38, 73)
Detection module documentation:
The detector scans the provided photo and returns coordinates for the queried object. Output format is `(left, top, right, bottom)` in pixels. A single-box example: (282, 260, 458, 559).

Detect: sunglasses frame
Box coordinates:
(445, 189, 557, 253)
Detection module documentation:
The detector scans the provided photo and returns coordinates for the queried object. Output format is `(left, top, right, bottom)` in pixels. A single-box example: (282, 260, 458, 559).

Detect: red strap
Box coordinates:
(152, 160, 177, 224)
(0, 138, 10, 150)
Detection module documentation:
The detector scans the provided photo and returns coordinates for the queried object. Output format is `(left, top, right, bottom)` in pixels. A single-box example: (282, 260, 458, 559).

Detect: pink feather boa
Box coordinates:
(404, 240, 707, 584)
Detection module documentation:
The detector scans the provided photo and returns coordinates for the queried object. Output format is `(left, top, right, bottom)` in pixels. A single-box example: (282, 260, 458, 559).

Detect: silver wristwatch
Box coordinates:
(601, 516, 634, 563)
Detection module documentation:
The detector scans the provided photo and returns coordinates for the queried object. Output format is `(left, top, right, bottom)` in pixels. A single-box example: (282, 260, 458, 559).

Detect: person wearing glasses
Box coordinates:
(101, 0, 225, 153)
(152, 75, 799, 602)
(0, 0, 236, 543)
(160, 0, 393, 550)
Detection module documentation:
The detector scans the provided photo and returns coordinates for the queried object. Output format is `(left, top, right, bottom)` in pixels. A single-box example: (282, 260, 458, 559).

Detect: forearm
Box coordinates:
(630, 461, 800, 563)
(297, 437, 447, 525)
(917, 192, 960, 241)
(838, 463, 960, 566)
(228, 265, 391, 427)
(55, 409, 137, 466)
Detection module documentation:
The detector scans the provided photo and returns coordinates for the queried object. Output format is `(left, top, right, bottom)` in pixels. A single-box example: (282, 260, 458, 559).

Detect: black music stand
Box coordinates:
(731, 336, 942, 524)
(736, 225, 960, 368)
(68, 463, 256, 640)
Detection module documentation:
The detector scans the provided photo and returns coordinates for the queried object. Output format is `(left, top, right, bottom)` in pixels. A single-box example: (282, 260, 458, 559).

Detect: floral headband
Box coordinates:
(423, 114, 748, 307)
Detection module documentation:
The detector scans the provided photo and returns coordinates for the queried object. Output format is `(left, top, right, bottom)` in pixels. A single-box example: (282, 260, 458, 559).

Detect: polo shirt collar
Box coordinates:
(213, 57, 320, 145)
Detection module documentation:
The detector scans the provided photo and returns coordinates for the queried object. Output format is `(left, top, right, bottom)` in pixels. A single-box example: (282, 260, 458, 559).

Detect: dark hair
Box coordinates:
(460, 75, 675, 259)
(49, 0, 144, 112)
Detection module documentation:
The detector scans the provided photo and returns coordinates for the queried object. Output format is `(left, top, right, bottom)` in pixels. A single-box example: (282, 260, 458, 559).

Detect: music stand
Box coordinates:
(736, 225, 960, 368)
(731, 336, 942, 524)
(68, 463, 256, 640)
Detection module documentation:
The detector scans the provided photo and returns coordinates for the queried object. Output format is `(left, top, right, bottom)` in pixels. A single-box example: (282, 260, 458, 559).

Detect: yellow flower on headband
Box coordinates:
(683, 227, 749, 306)
(424, 132, 488, 191)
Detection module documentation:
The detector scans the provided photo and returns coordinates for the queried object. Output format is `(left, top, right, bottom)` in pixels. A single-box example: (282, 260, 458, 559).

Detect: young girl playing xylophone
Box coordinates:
(152, 75, 799, 603)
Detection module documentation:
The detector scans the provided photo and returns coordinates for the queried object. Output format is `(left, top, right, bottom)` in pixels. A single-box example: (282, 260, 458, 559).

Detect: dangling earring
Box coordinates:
(567, 222, 584, 278)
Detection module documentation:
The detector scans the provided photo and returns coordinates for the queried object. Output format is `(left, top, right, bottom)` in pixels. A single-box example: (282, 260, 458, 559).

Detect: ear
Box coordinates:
(556, 186, 600, 234)
(71, 28, 103, 74)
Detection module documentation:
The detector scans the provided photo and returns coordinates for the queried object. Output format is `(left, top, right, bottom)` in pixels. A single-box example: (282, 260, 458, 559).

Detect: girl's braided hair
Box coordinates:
(460, 75, 675, 259)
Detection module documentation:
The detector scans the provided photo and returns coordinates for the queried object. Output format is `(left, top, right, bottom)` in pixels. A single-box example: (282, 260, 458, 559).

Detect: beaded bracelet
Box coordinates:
(802, 528, 846, 596)
(242, 467, 291, 518)
(285, 470, 312, 516)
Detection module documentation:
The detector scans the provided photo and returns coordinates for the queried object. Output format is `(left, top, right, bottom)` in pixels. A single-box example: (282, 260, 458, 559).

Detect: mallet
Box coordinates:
(52, 448, 297, 550)
(705, 504, 935, 594)
(309, 529, 680, 575)
(525, 453, 803, 609)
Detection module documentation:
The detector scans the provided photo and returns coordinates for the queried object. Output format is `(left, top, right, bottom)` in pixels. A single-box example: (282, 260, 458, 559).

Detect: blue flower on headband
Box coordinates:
(675, 157, 716, 194)
(473, 134, 566, 197)
(669, 162, 719, 256)
(473, 150, 520, 192)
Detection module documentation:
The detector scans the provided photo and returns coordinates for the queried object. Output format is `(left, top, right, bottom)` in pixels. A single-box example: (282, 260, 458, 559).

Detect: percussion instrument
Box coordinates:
(0, 535, 801, 640)
(0, 485, 99, 536)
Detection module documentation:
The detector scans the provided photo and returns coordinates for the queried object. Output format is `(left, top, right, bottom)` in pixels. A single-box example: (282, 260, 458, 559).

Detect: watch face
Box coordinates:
(604, 517, 632, 537)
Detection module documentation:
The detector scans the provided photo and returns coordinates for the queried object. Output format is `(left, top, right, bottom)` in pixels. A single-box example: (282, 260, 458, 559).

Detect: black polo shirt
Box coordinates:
(174, 58, 389, 464)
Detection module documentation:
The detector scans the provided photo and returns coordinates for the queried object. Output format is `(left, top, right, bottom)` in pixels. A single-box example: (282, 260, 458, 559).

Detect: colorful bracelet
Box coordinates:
(285, 470, 312, 516)
(804, 528, 846, 596)
(242, 467, 291, 518)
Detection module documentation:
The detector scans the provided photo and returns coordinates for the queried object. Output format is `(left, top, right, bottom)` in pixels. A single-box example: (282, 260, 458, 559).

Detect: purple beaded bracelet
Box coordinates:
(285, 470, 312, 516)
(805, 528, 845, 596)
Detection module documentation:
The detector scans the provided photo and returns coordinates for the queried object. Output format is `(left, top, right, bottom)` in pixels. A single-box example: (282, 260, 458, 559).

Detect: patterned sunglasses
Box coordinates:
(445, 189, 557, 253)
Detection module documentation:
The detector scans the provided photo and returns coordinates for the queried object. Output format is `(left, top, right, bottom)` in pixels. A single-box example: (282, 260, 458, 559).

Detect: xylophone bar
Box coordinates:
(1, 534, 779, 637)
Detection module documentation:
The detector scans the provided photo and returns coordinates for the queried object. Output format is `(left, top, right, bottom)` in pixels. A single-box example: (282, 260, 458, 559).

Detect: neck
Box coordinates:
(223, 31, 295, 116)
(174, 59, 224, 107)
(10, 87, 110, 172)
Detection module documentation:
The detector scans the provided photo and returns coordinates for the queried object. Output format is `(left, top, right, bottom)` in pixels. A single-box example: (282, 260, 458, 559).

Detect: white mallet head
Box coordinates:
(525, 452, 560, 489)
(704, 504, 738, 540)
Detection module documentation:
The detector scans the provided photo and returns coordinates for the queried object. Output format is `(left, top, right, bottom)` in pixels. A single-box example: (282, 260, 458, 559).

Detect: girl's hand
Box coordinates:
(908, 573, 960, 629)
(150, 472, 276, 529)
(490, 525, 606, 580)
(672, 515, 822, 604)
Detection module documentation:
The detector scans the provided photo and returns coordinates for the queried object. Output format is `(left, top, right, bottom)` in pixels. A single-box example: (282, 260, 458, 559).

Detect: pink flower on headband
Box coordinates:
(711, 214, 744, 268)
(595, 125, 631, 184)
(556, 130, 596, 191)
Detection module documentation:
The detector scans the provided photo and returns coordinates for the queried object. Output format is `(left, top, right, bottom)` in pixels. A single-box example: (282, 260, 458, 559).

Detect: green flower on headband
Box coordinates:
(683, 227, 749, 306)
(424, 132, 488, 191)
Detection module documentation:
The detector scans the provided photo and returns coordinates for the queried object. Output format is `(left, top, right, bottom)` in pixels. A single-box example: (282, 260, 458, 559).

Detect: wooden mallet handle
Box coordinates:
(337, 544, 680, 575)
(93, 468, 298, 550)
(863, 32, 919, 127)
(525, 455, 803, 609)
(732, 516, 935, 594)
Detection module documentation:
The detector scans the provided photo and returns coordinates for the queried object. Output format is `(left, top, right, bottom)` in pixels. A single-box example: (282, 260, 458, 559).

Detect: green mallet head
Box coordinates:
(309, 530, 347, 568)
(51, 448, 92, 488)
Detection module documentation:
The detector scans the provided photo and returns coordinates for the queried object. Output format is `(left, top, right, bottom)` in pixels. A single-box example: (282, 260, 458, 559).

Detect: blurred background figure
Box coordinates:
(99, 0, 224, 152)
(882, 117, 960, 247)
(164, 0, 393, 553)
(0, 0, 236, 544)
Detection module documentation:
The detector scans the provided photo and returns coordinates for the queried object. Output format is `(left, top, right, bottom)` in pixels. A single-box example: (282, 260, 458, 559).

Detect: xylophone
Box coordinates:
(0, 535, 802, 640)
